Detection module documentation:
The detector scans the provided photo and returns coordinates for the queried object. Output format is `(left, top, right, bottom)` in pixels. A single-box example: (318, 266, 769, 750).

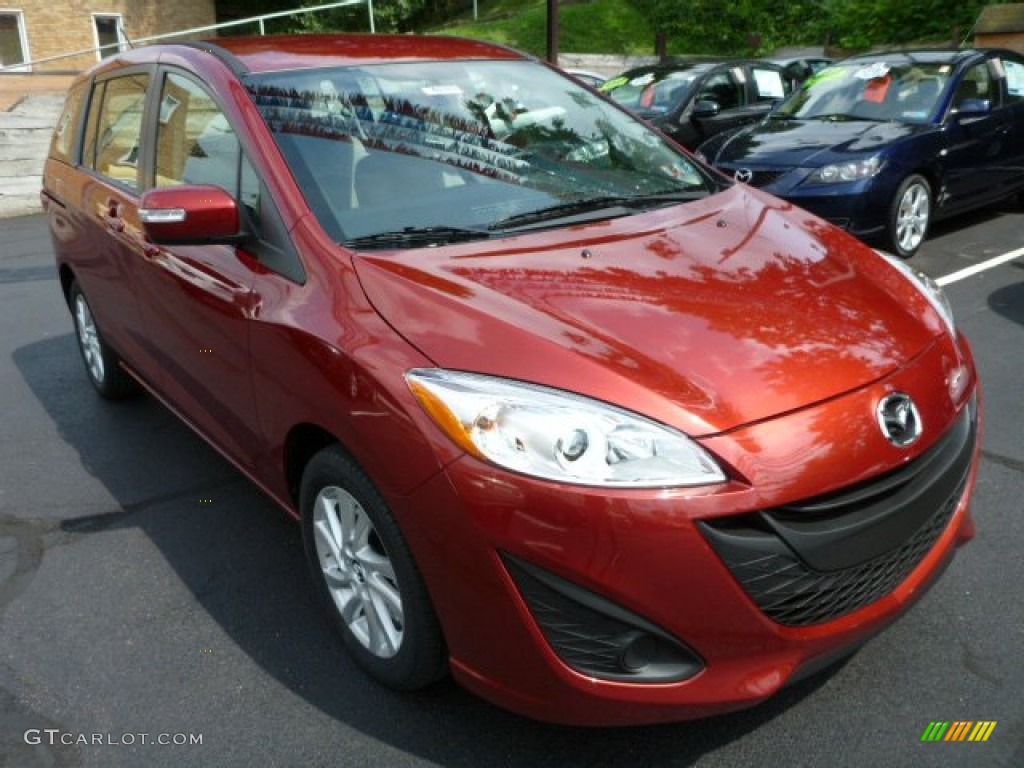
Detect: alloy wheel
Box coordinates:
(895, 181, 930, 254)
(312, 485, 404, 659)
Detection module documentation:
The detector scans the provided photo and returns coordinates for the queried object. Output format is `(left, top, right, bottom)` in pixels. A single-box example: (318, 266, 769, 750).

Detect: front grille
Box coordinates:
(701, 398, 976, 627)
(719, 167, 788, 188)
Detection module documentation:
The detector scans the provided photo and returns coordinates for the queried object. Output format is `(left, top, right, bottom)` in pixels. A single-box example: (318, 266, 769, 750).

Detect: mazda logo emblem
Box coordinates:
(734, 168, 753, 183)
(876, 392, 923, 447)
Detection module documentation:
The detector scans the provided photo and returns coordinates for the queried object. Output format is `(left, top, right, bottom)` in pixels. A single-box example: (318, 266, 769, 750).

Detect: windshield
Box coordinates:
(600, 69, 701, 113)
(245, 60, 715, 247)
(775, 60, 952, 123)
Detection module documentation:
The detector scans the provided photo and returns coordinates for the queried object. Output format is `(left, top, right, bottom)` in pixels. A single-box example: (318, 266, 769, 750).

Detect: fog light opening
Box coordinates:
(619, 631, 658, 672)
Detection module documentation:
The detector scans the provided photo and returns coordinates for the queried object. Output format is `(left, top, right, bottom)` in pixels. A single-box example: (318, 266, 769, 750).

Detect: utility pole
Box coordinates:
(547, 0, 558, 64)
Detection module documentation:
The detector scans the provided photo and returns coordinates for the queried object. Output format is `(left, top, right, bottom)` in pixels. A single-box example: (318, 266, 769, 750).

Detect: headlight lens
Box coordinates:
(808, 155, 883, 184)
(876, 250, 956, 335)
(406, 369, 726, 488)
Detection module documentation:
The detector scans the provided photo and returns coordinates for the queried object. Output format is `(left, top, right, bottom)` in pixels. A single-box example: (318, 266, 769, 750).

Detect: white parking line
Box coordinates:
(936, 247, 1024, 286)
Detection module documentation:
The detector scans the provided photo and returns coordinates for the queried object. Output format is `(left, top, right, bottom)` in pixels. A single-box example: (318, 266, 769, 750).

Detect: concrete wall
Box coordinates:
(558, 53, 660, 78)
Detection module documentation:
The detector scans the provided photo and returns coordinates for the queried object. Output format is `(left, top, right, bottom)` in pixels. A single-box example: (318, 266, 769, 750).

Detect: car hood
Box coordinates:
(710, 117, 927, 167)
(352, 185, 944, 437)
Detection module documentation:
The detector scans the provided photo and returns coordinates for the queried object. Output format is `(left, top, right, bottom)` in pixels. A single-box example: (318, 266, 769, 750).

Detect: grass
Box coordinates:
(431, 0, 657, 57)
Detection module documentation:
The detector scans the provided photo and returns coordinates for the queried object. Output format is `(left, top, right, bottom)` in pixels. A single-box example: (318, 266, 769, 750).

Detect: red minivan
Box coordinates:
(41, 34, 981, 726)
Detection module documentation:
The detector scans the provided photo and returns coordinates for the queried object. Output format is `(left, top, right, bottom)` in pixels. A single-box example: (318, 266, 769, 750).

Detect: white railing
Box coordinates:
(0, 0, 374, 73)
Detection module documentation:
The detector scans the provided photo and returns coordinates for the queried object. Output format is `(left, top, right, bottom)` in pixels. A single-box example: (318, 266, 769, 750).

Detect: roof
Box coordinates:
(975, 4, 1024, 35)
(838, 49, 981, 66)
(617, 58, 776, 78)
(206, 34, 527, 74)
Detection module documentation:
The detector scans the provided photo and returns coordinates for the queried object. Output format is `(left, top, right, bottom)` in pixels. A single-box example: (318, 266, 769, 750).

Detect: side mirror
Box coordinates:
(139, 184, 243, 245)
(692, 100, 721, 119)
(953, 98, 991, 118)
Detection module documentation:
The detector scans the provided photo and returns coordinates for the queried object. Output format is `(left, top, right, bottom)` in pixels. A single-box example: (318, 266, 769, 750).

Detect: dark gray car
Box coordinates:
(600, 59, 793, 149)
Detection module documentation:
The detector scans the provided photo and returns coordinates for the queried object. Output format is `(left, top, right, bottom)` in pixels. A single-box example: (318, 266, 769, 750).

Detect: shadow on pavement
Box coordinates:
(13, 333, 845, 767)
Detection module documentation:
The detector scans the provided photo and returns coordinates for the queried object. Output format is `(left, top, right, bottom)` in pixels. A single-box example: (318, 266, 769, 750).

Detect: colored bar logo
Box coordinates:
(921, 721, 997, 742)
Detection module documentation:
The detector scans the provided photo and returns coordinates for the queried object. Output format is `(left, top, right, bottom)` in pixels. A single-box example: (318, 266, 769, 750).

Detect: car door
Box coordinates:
(127, 69, 300, 469)
(996, 54, 1024, 197)
(76, 69, 154, 369)
(690, 65, 778, 146)
(688, 67, 749, 145)
(938, 56, 1013, 211)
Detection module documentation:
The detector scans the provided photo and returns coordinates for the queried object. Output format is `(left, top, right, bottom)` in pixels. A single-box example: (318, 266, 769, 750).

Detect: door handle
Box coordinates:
(105, 199, 125, 233)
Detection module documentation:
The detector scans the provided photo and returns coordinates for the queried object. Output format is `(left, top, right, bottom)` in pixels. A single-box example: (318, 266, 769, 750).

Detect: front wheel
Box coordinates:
(886, 174, 932, 258)
(69, 280, 139, 399)
(300, 445, 446, 690)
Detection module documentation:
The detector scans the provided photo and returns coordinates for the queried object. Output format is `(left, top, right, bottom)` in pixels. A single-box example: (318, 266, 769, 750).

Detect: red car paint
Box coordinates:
(42, 34, 980, 726)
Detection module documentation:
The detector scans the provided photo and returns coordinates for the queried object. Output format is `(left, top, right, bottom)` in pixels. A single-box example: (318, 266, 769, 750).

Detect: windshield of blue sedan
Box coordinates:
(244, 60, 714, 247)
(775, 61, 952, 123)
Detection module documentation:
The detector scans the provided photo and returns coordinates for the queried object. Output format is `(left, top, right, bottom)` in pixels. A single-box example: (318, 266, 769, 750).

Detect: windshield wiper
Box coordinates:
(343, 225, 494, 250)
(490, 191, 705, 231)
(809, 113, 885, 123)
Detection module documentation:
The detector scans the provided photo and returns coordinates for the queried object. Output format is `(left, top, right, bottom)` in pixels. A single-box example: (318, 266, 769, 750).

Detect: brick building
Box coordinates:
(0, 1, 216, 72)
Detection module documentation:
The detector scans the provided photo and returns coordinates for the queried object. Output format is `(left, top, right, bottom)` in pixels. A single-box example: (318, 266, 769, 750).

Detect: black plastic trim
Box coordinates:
(179, 40, 251, 77)
(699, 396, 976, 626)
(502, 554, 703, 683)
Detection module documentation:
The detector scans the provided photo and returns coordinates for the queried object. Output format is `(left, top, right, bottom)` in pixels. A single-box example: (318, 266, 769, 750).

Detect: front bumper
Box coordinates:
(392, 336, 980, 725)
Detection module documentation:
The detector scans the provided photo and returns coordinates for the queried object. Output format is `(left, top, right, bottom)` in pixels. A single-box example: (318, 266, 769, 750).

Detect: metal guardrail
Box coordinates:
(0, 0, 374, 73)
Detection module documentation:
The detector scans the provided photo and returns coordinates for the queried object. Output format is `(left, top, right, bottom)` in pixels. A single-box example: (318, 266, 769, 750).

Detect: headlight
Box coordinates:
(876, 250, 956, 335)
(406, 369, 726, 488)
(808, 155, 883, 184)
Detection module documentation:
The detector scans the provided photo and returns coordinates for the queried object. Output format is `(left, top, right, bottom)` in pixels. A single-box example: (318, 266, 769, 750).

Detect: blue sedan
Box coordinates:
(697, 48, 1024, 257)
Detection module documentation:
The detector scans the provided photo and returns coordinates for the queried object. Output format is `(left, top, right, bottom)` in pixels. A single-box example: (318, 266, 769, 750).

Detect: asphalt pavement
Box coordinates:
(1, 206, 1022, 768)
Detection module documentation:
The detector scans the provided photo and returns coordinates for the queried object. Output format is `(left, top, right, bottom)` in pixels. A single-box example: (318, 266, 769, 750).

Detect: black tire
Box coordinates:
(886, 174, 932, 258)
(68, 279, 140, 399)
(300, 445, 446, 690)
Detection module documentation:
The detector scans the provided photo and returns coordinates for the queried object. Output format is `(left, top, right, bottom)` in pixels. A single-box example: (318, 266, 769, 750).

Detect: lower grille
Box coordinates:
(701, 398, 976, 626)
(502, 555, 703, 682)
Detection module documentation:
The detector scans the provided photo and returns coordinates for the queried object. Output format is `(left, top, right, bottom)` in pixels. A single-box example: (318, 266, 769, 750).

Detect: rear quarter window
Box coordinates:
(49, 81, 87, 164)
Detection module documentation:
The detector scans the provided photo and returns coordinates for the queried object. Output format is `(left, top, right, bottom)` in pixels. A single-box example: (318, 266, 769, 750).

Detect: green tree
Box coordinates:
(631, 0, 992, 54)
(829, 0, 988, 49)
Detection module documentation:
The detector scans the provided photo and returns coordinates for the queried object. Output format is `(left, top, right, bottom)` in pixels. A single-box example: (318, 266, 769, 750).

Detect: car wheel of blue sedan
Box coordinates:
(888, 174, 931, 258)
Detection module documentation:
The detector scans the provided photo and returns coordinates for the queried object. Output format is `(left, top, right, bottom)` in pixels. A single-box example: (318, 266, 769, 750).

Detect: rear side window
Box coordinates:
(83, 73, 150, 190)
(1003, 58, 1024, 106)
(49, 81, 87, 164)
(751, 67, 787, 103)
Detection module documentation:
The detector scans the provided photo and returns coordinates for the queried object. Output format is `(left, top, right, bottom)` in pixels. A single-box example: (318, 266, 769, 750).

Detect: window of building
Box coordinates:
(0, 11, 30, 71)
(93, 14, 127, 60)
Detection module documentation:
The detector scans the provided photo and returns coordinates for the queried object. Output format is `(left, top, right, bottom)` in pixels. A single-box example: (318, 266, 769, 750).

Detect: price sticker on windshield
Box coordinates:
(854, 62, 891, 80)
